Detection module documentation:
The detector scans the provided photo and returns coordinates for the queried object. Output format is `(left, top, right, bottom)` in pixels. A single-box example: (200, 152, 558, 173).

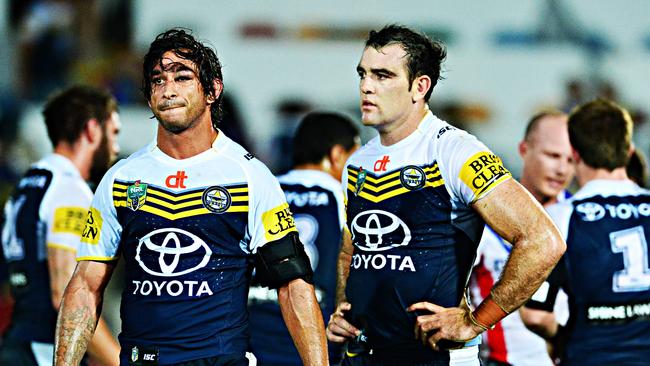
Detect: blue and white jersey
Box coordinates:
(77, 132, 298, 365)
(2, 154, 91, 344)
(544, 180, 650, 366)
(248, 169, 345, 365)
(342, 111, 511, 362)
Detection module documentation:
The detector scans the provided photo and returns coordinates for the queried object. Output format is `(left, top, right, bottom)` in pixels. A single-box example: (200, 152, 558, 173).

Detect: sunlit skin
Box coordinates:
(357, 44, 431, 146)
(105, 111, 121, 164)
(519, 115, 575, 206)
(148, 50, 222, 159)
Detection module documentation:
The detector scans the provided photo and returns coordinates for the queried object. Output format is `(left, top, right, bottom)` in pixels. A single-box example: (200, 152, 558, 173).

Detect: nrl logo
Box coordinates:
(131, 346, 139, 362)
(126, 181, 148, 211)
(354, 167, 367, 196)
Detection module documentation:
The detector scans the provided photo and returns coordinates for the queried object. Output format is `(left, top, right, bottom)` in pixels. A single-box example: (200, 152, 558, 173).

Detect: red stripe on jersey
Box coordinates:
(475, 259, 509, 363)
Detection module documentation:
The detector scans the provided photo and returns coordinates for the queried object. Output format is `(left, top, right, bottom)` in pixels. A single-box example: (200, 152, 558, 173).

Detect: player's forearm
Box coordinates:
(87, 317, 120, 366)
(491, 224, 565, 312)
(519, 307, 558, 340)
(54, 274, 101, 366)
(279, 278, 328, 366)
(335, 231, 353, 305)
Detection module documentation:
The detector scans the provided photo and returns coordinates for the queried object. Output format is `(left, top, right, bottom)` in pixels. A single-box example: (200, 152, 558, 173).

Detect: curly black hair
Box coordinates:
(142, 28, 224, 128)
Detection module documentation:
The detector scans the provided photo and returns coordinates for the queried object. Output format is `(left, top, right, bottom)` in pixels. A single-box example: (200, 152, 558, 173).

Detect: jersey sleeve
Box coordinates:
(247, 161, 298, 253)
(437, 130, 512, 205)
(40, 177, 92, 253)
(76, 169, 123, 261)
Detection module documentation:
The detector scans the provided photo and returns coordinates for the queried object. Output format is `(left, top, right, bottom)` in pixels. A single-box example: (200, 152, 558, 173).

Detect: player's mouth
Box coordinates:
(361, 100, 377, 111)
(547, 178, 565, 189)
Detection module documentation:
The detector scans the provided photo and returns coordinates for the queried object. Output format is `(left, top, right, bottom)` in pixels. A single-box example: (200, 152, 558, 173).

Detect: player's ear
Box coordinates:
(412, 75, 431, 103)
(518, 141, 528, 158)
(84, 118, 102, 147)
(206, 79, 223, 105)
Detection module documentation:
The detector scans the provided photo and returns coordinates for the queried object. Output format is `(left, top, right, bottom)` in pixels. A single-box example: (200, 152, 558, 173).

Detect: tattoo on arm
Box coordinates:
(55, 305, 98, 365)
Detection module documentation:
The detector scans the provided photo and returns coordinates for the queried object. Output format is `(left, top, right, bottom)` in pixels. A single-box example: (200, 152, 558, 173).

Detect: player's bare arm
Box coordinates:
(327, 229, 361, 343)
(278, 278, 329, 366)
(409, 179, 565, 348)
(48, 247, 120, 365)
(54, 260, 116, 366)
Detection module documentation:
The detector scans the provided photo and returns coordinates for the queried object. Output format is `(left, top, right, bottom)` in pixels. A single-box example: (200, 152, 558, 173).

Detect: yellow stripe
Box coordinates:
(148, 189, 203, 202)
(46, 242, 77, 253)
(114, 191, 126, 198)
(227, 205, 249, 213)
(147, 196, 203, 210)
(77, 256, 119, 262)
(356, 178, 403, 193)
(113, 183, 128, 190)
(347, 179, 445, 203)
(228, 187, 248, 194)
(423, 165, 439, 173)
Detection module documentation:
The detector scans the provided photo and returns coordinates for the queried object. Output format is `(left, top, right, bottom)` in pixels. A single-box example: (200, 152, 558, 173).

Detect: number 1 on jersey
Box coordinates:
(610, 226, 650, 292)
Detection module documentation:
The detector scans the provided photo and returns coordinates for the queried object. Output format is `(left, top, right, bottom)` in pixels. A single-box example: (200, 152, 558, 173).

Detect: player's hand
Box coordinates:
(326, 302, 360, 343)
(407, 302, 483, 351)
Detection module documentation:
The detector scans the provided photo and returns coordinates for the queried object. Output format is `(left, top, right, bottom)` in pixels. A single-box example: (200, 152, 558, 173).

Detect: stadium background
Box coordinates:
(0, 0, 649, 346)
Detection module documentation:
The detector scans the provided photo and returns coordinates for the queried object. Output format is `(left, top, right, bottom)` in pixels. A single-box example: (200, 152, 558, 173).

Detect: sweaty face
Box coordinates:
(90, 111, 121, 184)
(148, 51, 211, 133)
(520, 115, 575, 204)
(357, 44, 414, 131)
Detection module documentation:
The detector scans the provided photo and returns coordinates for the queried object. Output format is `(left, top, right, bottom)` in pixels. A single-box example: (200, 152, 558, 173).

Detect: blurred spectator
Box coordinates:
(220, 93, 252, 152)
(269, 98, 313, 174)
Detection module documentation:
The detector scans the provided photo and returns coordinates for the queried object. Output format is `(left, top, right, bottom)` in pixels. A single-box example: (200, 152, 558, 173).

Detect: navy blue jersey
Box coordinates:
(248, 169, 345, 365)
(342, 112, 510, 362)
(543, 180, 650, 365)
(77, 133, 298, 365)
(1, 154, 93, 343)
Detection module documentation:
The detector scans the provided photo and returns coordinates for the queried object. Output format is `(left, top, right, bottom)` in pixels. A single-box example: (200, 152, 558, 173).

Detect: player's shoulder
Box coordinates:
(34, 154, 90, 195)
(214, 132, 277, 186)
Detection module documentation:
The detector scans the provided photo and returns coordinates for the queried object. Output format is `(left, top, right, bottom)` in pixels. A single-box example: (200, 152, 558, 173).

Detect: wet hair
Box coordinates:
(142, 28, 223, 128)
(42, 85, 117, 146)
(365, 24, 446, 101)
(568, 98, 632, 170)
(292, 112, 359, 166)
(523, 109, 566, 141)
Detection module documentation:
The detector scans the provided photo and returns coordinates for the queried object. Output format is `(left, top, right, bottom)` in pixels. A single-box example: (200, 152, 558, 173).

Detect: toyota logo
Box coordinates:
(351, 210, 411, 251)
(136, 228, 212, 277)
(575, 202, 605, 222)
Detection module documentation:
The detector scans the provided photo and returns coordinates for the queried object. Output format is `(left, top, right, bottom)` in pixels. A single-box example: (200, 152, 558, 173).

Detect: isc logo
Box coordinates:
(143, 354, 156, 361)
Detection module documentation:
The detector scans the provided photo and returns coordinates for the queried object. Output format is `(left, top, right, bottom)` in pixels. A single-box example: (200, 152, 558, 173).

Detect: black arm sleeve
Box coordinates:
(254, 232, 313, 289)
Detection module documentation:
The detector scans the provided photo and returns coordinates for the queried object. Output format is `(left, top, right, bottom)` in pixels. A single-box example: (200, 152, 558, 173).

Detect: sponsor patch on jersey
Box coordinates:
(202, 186, 232, 214)
(459, 151, 511, 200)
(354, 167, 367, 196)
(53, 206, 87, 236)
(400, 166, 426, 190)
(350, 209, 411, 251)
(126, 181, 148, 211)
(129, 345, 159, 365)
(262, 202, 298, 241)
(81, 207, 103, 245)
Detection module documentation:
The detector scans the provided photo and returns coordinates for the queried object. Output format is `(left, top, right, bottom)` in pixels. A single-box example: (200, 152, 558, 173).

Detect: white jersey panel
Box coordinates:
(36, 154, 92, 252)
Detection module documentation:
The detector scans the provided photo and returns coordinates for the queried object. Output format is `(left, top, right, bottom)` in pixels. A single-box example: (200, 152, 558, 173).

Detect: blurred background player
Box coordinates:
(0, 85, 121, 366)
(471, 110, 574, 366)
(248, 111, 360, 365)
(523, 99, 650, 365)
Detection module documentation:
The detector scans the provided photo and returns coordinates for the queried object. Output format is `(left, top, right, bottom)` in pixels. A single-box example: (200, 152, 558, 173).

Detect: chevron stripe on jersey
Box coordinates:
(346, 163, 444, 203)
(112, 181, 248, 220)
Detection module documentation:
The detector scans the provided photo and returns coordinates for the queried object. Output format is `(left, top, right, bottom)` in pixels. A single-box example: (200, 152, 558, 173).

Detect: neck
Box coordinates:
(54, 142, 91, 180)
(378, 104, 428, 146)
(577, 164, 629, 187)
(157, 118, 218, 159)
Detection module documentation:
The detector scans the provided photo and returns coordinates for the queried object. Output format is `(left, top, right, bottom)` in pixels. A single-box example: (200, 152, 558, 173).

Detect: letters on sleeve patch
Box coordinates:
(262, 202, 298, 241)
(53, 206, 87, 236)
(459, 151, 511, 200)
(81, 207, 103, 245)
